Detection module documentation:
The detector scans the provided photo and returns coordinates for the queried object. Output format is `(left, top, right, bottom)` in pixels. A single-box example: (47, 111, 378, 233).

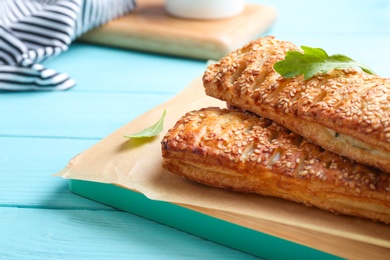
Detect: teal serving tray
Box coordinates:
(69, 179, 340, 260)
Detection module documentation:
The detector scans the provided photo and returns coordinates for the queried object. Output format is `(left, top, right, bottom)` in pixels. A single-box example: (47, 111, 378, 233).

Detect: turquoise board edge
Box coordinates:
(68, 179, 341, 260)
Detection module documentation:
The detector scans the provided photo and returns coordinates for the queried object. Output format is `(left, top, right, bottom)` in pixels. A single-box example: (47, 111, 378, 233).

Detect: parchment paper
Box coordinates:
(57, 77, 390, 258)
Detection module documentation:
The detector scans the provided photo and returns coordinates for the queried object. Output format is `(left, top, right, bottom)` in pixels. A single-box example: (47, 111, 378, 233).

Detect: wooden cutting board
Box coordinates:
(58, 76, 390, 260)
(78, 0, 277, 60)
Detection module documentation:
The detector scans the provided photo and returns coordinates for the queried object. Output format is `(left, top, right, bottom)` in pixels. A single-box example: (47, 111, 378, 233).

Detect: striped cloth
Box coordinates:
(0, 0, 136, 91)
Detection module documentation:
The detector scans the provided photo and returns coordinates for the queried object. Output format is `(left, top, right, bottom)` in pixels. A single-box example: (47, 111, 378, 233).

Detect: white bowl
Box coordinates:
(165, 0, 245, 20)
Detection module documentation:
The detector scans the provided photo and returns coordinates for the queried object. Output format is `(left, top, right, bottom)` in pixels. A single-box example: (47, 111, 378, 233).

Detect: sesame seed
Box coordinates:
(300, 170, 309, 176)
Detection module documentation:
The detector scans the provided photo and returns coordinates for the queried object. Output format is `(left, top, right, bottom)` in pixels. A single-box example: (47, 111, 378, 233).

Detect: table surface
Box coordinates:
(1, 0, 389, 259)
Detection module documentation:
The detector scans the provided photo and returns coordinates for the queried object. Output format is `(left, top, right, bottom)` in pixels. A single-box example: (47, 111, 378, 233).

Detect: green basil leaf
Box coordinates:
(273, 46, 375, 80)
(124, 109, 166, 139)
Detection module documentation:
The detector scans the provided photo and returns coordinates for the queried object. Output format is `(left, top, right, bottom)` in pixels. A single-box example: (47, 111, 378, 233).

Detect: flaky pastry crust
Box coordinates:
(161, 107, 390, 224)
(203, 36, 390, 173)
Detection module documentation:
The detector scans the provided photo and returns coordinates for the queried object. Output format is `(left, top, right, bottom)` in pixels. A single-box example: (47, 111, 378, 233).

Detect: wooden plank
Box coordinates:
(0, 92, 172, 139)
(263, 0, 387, 34)
(0, 207, 257, 259)
(78, 0, 277, 60)
(45, 43, 208, 93)
(0, 136, 109, 209)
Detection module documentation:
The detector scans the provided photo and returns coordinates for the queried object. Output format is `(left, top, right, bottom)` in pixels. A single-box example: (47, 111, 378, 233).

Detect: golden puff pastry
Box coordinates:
(161, 107, 390, 224)
(203, 36, 390, 173)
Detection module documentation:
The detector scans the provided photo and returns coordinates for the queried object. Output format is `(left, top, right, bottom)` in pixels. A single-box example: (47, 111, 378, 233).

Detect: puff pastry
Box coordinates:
(203, 36, 390, 173)
(161, 107, 390, 223)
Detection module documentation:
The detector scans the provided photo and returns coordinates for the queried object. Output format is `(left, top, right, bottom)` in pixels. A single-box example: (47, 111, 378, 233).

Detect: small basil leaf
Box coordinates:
(273, 46, 375, 80)
(124, 109, 166, 139)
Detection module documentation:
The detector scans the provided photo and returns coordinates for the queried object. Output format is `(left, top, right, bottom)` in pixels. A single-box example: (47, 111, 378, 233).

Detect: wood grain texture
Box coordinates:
(44, 43, 207, 93)
(1, 0, 389, 258)
(187, 206, 390, 260)
(0, 208, 256, 259)
(0, 91, 172, 138)
(0, 137, 107, 209)
(78, 0, 277, 60)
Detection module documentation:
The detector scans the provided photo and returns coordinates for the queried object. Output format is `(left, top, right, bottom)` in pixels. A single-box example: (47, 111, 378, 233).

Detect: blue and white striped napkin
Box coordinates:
(0, 0, 136, 91)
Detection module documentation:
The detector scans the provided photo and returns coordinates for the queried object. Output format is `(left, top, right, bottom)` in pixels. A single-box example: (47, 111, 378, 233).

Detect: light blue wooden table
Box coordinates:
(1, 0, 389, 258)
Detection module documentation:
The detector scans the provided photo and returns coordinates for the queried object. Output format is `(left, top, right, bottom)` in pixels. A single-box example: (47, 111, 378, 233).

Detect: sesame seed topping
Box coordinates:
(299, 171, 308, 177)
